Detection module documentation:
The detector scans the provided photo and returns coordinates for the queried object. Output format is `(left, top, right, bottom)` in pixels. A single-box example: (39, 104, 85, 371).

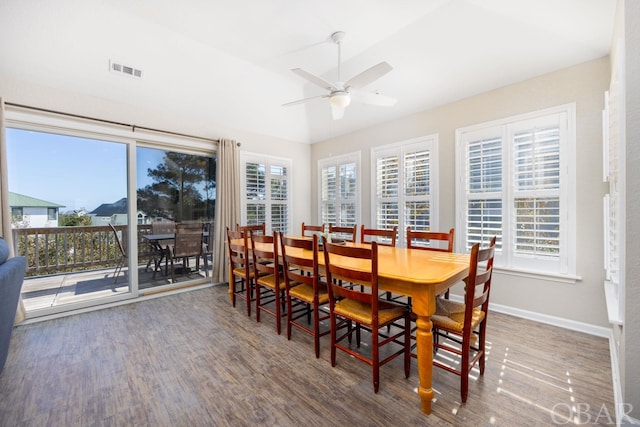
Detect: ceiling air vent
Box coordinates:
(109, 60, 143, 79)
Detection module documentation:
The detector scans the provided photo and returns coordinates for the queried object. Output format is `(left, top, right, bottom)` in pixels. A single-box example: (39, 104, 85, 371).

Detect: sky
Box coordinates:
(6, 128, 164, 212)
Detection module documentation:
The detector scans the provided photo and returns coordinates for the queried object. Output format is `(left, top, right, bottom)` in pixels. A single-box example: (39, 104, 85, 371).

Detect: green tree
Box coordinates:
(59, 212, 92, 226)
(137, 152, 215, 222)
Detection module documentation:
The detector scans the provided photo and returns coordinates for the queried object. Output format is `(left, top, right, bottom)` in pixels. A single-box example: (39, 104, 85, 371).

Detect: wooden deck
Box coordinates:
(21, 259, 212, 312)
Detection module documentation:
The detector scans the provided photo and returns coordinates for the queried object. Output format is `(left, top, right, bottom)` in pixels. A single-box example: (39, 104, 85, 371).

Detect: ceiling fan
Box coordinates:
(283, 31, 397, 120)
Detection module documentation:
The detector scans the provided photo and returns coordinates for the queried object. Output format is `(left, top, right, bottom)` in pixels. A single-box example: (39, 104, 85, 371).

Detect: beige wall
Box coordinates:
(311, 57, 611, 328)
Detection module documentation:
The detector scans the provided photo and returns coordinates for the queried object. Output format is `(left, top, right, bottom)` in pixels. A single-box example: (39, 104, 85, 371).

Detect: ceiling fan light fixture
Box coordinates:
(330, 92, 351, 109)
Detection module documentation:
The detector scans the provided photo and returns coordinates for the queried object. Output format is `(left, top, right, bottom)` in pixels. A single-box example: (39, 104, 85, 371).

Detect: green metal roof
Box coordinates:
(9, 192, 65, 208)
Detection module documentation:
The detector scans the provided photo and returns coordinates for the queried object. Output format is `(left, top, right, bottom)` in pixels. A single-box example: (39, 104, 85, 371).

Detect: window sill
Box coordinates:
(493, 266, 581, 284)
(604, 280, 623, 325)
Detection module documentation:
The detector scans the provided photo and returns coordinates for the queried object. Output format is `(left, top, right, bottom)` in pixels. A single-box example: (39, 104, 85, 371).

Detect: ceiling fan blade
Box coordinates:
(282, 94, 328, 107)
(345, 61, 393, 90)
(291, 68, 337, 91)
(331, 105, 345, 120)
(357, 91, 397, 107)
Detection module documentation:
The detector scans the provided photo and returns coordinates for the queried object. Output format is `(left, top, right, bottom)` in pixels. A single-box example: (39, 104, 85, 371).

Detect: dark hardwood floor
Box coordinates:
(0, 285, 615, 426)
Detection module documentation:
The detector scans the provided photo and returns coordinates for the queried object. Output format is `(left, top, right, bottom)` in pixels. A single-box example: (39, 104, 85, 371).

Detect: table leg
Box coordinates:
(415, 313, 435, 414)
(412, 288, 438, 414)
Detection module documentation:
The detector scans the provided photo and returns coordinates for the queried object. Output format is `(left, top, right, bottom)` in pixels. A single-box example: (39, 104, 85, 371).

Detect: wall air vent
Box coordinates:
(109, 60, 143, 79)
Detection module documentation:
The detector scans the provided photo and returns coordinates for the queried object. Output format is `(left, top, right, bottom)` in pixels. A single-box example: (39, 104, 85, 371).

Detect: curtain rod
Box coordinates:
(4, 101, 237, 145)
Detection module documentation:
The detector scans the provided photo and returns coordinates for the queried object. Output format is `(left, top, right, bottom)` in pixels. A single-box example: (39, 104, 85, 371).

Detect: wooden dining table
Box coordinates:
(228, 236, 470, 414)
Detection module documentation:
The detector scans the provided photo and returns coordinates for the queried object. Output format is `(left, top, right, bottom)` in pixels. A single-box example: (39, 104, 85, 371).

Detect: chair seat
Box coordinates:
(335, 299, 406, 326)
(289, 282, 329, 304)
(233, 266, 256, 279)
(432, 298, 485, 332)
(256, 273, 286, 291)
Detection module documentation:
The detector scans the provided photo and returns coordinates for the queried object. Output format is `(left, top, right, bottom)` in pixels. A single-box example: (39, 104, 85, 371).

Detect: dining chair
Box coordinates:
(406, 227, 455, 252)
(237, 223, 266, 236)
(280, 232, 330, 358)
(252, 231, 287, 335)
(301, 222, 324, 237)
(361, 226, 398, 304)
(328, 224, 357, 242)
(109, 223, 126, 285)
(227, 227, 255, 316)
(405, 226, 455, 299)
(402, 227, 457, 350)
(432, 236, 496, 403)
(360, 225, 397, 247)
(322, 238, 411, 393)
(168, 222, 207, 283)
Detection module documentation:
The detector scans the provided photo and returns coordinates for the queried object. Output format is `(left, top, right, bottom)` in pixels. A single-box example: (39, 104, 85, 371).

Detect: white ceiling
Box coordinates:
(0, 0, 617, 143)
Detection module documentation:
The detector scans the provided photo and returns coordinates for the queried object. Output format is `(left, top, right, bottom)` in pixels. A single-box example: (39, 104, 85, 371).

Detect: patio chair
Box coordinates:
(168, 222, 207, 283)
(109, 223, 126, 284)
(150, 221, 175, 278)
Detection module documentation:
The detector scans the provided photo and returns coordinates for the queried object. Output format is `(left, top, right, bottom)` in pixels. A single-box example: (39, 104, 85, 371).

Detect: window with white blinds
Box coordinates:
(318, 153, 360, 228)
(240, 153, 291, 233)
(371, 136, 438, 247)
(456, 105, 576, 276)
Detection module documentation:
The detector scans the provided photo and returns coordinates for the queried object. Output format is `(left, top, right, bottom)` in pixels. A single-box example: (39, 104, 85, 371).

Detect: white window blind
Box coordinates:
(318, 153, 360, 228)
(240, 153, 291, 233)
(456, 105, 576, 276)
(372, 136, 438, 247)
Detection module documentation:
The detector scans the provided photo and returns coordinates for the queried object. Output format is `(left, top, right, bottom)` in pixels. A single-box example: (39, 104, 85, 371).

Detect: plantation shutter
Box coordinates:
(372, 136, 437, 247)
(465, 134, 503, 250)
(270, 164, 289, 232)
(319, 153, 360, 228)
(512, 125, 561, 258)
(245, 161, 266, 225)
(241, 154, 291, 233)
(457, 104, 575, 276)
(375, 154, 399, 231)
(404, 148, 430, 231)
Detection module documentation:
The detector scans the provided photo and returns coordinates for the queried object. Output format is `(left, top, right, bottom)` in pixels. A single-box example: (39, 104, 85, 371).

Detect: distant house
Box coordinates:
(9, 192, 65, 228)
(89, 198, 149, 226)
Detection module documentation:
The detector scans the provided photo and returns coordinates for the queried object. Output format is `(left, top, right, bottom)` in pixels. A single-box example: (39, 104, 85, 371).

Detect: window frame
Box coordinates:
(317, 152, 361, 229)
(455, 103, 577, 279)
(240, 152, 292, 233)
(371, 135, 439, 248)
(11, 207, 23, 222)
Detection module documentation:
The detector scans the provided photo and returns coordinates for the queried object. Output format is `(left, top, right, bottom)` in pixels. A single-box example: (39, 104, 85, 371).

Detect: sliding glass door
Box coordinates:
(5, 110, 217, 318)
(136, 146, 216, 290)
(6, 127, 131, 313)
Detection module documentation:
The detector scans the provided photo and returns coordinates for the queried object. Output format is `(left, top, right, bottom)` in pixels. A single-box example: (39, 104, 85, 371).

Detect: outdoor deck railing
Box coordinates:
(11, 224, 154, 277)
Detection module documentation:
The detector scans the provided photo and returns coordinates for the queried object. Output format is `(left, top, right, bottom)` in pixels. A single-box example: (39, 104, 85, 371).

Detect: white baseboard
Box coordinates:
(487, 301, 611, 338)
(445, 295, 612, 338)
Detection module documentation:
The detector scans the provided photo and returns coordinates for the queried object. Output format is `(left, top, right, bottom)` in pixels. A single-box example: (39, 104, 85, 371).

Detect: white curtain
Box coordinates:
(212, 139, 240, 285)
(0, 98, 27, 323)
